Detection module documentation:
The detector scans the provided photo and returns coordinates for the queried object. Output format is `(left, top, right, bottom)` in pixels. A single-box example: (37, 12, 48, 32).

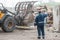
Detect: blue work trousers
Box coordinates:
(37, 24, 45, 37)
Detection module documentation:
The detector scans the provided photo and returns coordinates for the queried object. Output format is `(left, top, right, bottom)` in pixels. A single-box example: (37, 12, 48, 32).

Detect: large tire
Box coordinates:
(2, 16, 15, 32)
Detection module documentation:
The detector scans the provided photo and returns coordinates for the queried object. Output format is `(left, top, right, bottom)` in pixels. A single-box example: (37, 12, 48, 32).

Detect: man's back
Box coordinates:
(35, 13, 47, 25)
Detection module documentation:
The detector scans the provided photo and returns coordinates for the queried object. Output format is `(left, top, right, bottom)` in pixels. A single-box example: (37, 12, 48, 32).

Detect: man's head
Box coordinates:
(37, 6, 42, 13)
(37, 6, 46, 13)
(41, 8, 46, 13)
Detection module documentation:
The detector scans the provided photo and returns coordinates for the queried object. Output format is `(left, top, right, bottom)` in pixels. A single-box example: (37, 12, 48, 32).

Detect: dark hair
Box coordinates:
(39, 11, 41, 13)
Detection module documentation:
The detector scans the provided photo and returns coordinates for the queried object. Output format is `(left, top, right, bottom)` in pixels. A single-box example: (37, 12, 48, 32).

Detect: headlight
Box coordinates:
(0, 11, 5, 19)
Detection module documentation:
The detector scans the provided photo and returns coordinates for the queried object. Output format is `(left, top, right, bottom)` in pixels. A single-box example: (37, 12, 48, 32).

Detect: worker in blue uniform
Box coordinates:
(34, 8, 48, 39)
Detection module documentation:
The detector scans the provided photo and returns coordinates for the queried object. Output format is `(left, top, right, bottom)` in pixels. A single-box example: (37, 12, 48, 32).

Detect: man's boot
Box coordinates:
(38, 37, 41, 39)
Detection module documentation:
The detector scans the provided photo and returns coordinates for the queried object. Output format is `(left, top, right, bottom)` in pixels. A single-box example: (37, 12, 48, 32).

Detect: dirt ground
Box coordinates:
(0, 27, 60, 40)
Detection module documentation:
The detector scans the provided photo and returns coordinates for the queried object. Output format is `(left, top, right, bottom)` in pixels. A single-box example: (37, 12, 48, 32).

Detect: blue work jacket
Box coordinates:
(35, 13, 48, 26)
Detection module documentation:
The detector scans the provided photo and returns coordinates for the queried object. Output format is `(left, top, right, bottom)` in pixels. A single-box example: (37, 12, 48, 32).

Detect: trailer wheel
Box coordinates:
(2, 16, 15, 32)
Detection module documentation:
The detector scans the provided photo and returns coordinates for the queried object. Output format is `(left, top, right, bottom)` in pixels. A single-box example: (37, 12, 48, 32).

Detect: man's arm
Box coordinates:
(44, 13, 49, 17)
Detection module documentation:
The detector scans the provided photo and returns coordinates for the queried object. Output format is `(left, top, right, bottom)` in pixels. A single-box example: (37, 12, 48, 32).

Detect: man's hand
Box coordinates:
(34, 22, 37, 26)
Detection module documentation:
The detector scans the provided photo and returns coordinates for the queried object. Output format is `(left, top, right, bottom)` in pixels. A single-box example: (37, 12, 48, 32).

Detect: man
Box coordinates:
(34, 7, 48, 39)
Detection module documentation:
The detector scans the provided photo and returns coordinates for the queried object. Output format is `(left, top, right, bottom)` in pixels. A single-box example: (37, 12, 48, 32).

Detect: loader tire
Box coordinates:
(2, 16, 15, 32)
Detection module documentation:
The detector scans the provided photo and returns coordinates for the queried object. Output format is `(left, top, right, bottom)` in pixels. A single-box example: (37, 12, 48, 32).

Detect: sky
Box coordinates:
(0, 0, 60, 7)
